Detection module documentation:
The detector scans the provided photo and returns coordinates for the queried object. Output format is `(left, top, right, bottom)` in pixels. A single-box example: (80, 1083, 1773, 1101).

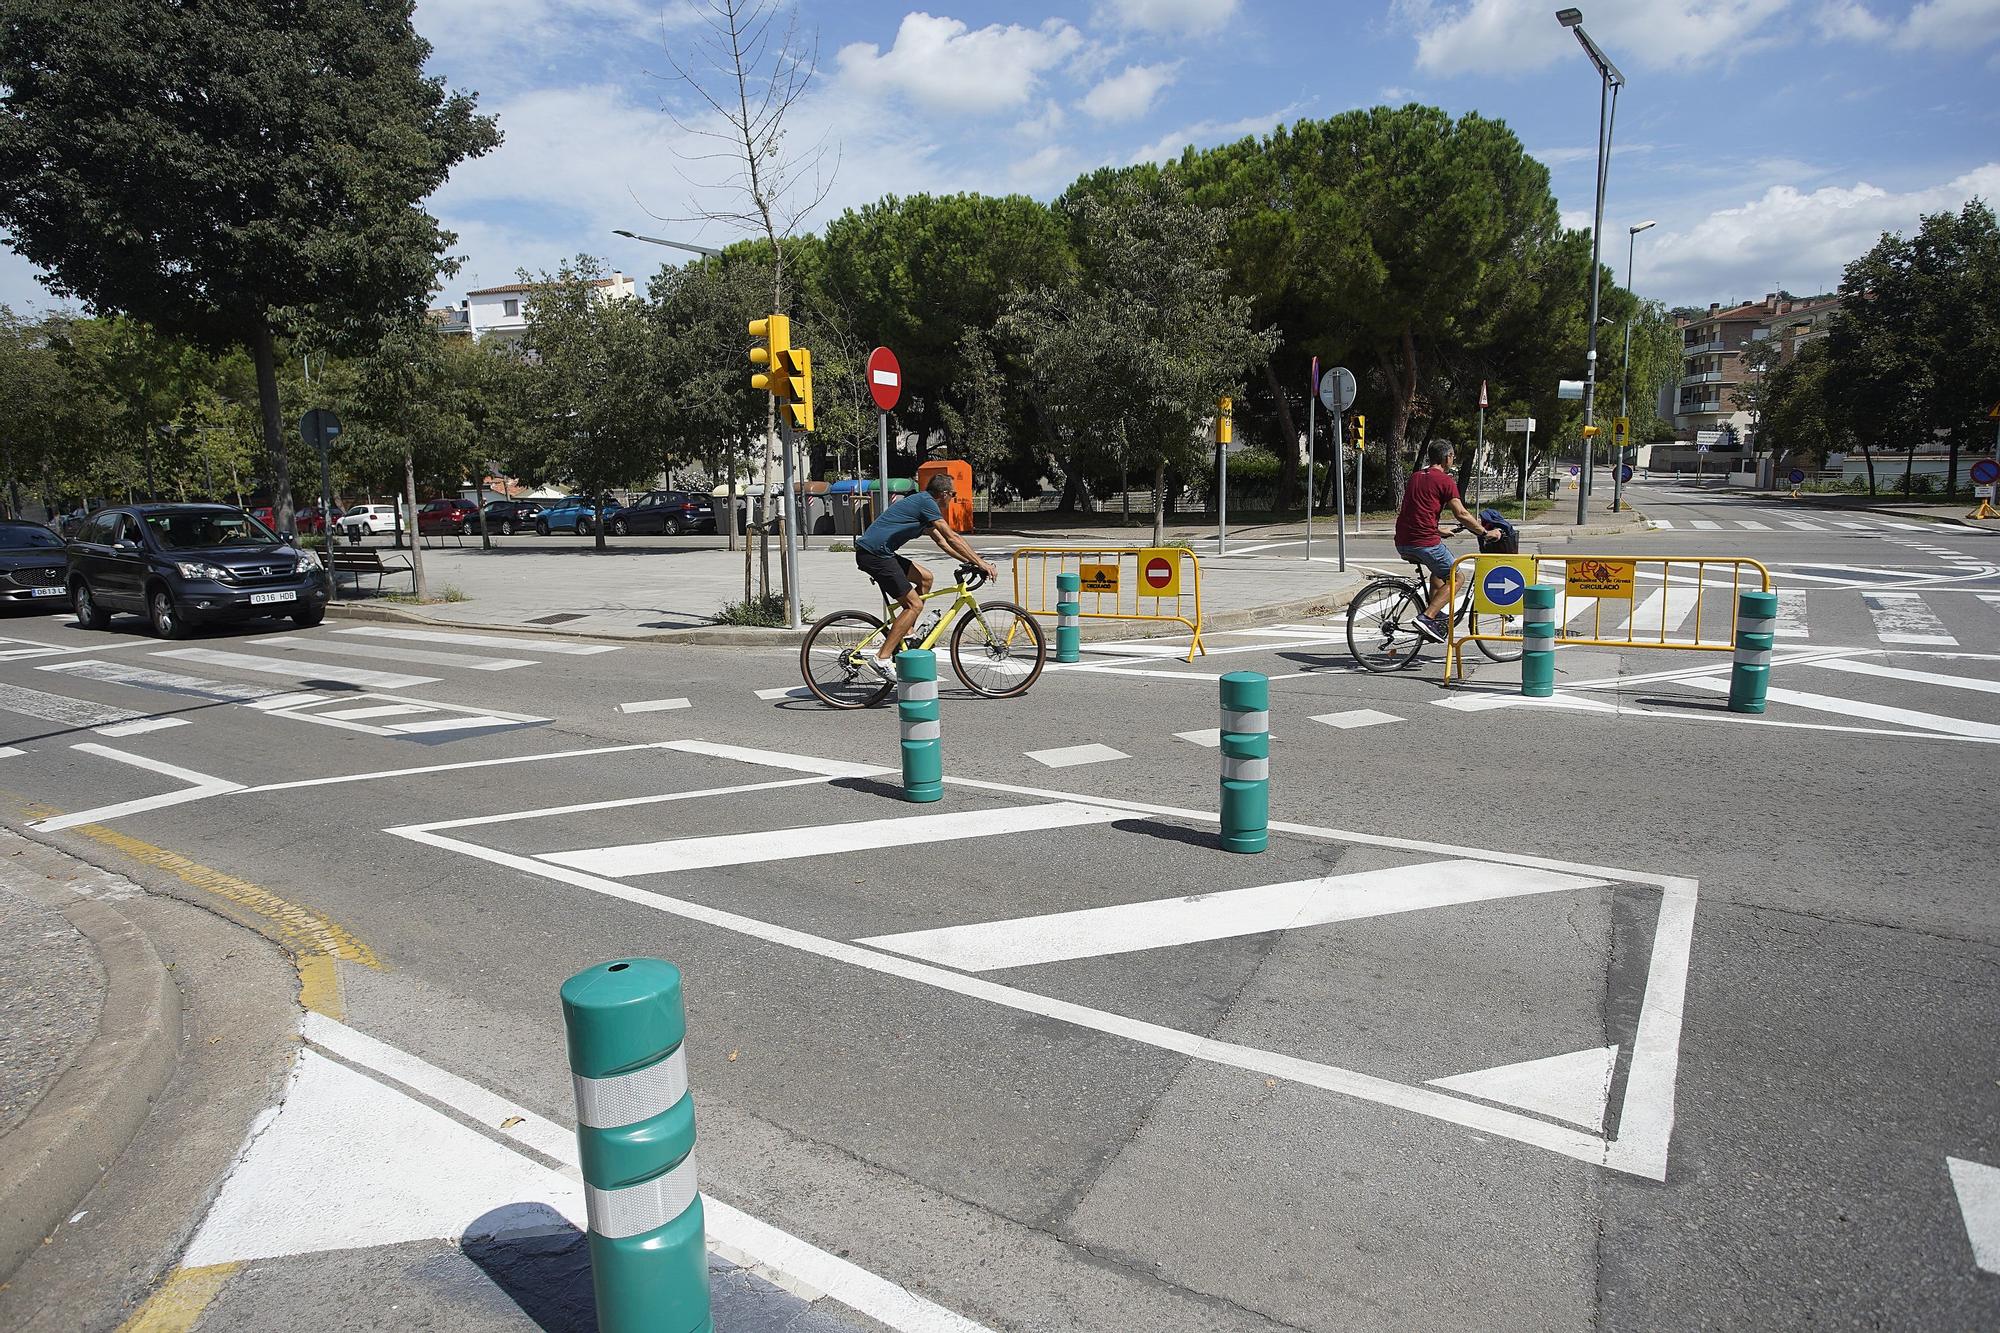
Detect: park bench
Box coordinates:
(329, 547, 416, 594)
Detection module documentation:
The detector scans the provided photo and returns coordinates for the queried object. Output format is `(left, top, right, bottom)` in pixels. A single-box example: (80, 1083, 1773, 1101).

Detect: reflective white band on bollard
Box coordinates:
(572, 1047, 690, 1129)
(585, 1153, 701, 1240)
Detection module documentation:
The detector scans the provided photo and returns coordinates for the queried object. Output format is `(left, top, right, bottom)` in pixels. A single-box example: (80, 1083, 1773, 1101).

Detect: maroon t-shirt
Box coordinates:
(1394, 467, 1459, 548)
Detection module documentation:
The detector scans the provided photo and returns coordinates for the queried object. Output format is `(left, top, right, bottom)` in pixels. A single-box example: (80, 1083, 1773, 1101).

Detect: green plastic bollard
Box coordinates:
(1520, 584, 1557, 698)
(1055, 571, 1081, 664)
(1219, 671, 1269, 854)
(896, 649, 942, 802)
(560, 958, 711, 1333)
(1728, 589, 1777, 714)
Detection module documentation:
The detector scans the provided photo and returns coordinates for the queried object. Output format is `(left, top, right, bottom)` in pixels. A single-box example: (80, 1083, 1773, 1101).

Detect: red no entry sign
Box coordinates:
(1144, 556, 1174, 591)
(867, 346, 901, 412)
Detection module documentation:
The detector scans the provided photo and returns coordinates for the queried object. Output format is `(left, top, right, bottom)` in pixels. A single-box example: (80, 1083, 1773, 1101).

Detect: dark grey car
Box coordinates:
(66, 504, 331, 638)
(0, 520, 71, 611)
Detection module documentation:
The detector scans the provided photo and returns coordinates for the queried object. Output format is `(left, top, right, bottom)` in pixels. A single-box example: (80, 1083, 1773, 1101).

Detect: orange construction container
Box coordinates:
(915, 459, 974, 532)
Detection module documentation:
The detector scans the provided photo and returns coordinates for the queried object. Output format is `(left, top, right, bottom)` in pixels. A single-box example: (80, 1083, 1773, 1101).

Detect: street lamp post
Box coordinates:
(1615, 218, 1656, 514)
(1557, 8, 1624, 526)
(612, 229, 721, 259)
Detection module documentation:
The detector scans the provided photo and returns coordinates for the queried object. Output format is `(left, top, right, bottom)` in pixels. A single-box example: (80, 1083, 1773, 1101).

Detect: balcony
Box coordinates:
(1680, 371, 1725, 387)
(1683, 339, 1725, 356)
(1680, 399, 1723, 414)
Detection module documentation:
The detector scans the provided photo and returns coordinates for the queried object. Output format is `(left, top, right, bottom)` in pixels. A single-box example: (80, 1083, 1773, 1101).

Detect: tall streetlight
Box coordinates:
(1614, 218, 1656, 513)
(1557, 7, 1624, 525)
(612, 229, 721, 258)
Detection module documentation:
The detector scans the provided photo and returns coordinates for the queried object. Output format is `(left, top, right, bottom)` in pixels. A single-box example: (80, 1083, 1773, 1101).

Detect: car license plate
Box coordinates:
(29, 586, 63, 597)
(250, 590, 297, 605)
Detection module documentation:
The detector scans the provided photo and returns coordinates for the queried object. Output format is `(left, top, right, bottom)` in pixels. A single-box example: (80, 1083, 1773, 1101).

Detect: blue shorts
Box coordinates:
(1396, 543, 1454, 581)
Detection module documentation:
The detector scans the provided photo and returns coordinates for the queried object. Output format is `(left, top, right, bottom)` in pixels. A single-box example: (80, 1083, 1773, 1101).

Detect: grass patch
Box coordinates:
(827, 540, 854, 552)
(714, 592, 810, 627)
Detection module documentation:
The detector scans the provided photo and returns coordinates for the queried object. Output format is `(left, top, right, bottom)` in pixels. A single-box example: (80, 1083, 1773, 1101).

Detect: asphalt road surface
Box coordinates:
(3, 480, 1996, 1331)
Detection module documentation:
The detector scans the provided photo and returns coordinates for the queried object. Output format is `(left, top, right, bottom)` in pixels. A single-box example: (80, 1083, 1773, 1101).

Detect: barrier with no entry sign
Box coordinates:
(1011, 546, 1206, 660)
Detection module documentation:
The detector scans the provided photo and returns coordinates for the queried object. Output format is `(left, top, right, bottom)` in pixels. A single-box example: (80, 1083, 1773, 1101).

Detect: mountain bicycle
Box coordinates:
(1345, 531, 1525, 673)
(799, 564, 1047, 708)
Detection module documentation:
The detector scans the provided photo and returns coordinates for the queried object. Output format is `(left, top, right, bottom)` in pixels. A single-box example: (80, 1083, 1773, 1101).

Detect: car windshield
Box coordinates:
(143, 511, 281, 549)
(1, 526, 62, 551)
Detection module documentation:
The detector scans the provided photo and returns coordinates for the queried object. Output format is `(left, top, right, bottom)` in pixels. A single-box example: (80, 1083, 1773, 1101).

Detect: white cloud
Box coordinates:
(1896, 0, 2000, 49)
(1080, 62, 1180, 122)
(1813, 1, 1889, 40)
(1013, 100, 1069, 140)
(1405, 0, 1794, 77)
(833, 13, 1085, 116)
(414, 0, 668, 86)
(1640, 162, 2000, 304)
(1096, 0, 1241, 36)
(1128, 101, 1309, 165)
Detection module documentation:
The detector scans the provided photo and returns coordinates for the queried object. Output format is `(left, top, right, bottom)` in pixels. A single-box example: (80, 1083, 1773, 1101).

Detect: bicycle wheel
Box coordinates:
(949, 600, 1047, 698)
(1346, 579, 1428, 672)
(1455, 586, 1526, 662)
(800, 610, 895, 709)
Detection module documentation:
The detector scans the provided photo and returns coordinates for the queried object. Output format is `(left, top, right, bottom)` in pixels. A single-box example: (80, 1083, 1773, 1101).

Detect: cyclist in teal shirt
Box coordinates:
(852, 473, 995, 683)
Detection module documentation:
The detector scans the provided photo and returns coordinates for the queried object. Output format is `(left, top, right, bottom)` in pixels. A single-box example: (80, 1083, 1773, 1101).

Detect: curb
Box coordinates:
(0, 863, 180, 1281)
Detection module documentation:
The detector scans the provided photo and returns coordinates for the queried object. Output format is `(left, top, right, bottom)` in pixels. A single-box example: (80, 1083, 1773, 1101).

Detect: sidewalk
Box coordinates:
(325, 505, 1644, 645)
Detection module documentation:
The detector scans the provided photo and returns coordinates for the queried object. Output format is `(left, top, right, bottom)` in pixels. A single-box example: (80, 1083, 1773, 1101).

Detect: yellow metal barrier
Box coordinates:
(1011, 546, 1206, 661)
(1445, 553, 1771, 678)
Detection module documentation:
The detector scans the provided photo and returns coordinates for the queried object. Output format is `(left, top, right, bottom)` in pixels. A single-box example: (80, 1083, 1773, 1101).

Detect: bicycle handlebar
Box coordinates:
(956, 563, 987, 590)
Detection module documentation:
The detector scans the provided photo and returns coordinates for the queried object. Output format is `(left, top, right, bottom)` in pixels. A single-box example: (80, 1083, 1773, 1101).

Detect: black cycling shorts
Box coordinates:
(855, 546, 919, 601)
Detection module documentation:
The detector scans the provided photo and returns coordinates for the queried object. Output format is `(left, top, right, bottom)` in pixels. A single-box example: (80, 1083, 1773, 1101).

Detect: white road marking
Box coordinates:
(245, 691, 329, 710)
(1435, 692, 1619, 714)
(1428, 1045, 1618, 1133)
(1627, 587, 1702, 640)
(1647, 519, 1674, 529)
(1862, 591, 1957, 645)
(1173, 728, 1221, 747)
(263, 638, 534, 671)
(1948, 1157, 2000, 1274)
(1681, 677, 2000, 738)
(393, 769, 1696, 1180)
(315, 703, 434, 721)
(858, 861, 1605, 972)
(31, 743, 243, 832)
(156, 647, 439, 690)
(94, 717, 188, 737)
(659, 739, 892, 778)
(1772, 589, 1810, 639)
(541, 802, 1122, 878)
(1046, 663, 1226, 682)
(0, 746, 22, 758)
(334, 626, 619, 655)
(1735, 519, 1770, 531)
(1690, 519, 1721, 531)
(39, 658, 284, 702)
(0, 680, 144, 729)
(1830, 520, 1876, 530)
(237, 742, 711, 795)
(755, 685, 816, 700)
(1783, 520, 1829, 531)
(1805, 657, 2000, 696)
(619, 698, 692, 714)
(1024, 743, 1129, 768)
(1311, 708, 1400, 729)
(386, 715, 527, 735)
(298, 1015, 994, 1333)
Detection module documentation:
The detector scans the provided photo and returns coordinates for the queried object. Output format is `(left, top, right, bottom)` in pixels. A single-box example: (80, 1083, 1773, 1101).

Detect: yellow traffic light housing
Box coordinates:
(1352, 413, 1365, 449)
(1613, 416, 1630, 447)
(780, 346, 813, 432)
(1582, 424, 1601, 438)
(1217, 396, 1232, 444)
(748, 314, 792, 396)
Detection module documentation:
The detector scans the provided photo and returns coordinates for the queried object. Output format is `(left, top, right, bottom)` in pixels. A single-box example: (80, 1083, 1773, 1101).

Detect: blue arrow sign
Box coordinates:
(1620, 463, 1634, 482)
(1788, 468, 1806, 484)
(1482, 565, 1526, 608)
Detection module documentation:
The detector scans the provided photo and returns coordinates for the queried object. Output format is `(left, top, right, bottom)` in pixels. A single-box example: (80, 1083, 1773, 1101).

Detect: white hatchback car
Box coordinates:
(338, 504, 400, 536)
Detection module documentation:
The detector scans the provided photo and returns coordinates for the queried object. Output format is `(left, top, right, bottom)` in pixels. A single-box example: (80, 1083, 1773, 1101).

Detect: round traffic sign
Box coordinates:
(1481, 565, 1526, 608)
(866, 346, 902, 412)
(1569, 464, 1581, 477)
(1788, 468, 1807, 484)
(1971, 458, 2000, 485)
(1620, 464, 1634, 483)
(1318, 365, 1356, 414)
(300, 407, 342, 456)
(1143, 556, 1174, 591)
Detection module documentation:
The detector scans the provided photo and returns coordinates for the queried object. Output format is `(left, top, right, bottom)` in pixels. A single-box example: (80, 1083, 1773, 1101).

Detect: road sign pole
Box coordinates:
(877, 410, 890, 525)
(1522, 425, 1532, 523)
(1305, 373, 1317, 561)
(1217, 443, 1228, 556)
(317, 444, 339, 603)
(1332, 411, 1347, 573)
(1476, 403, 1485, 506)
(777, 416, 801, 631)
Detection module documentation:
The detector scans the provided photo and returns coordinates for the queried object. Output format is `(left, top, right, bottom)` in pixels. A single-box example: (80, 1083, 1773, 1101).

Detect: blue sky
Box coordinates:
(5, 0, 1999, 316)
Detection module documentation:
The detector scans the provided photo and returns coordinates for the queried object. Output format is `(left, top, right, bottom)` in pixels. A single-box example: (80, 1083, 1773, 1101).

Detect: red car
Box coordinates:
(247, 504, 341, 535)
(416, 498, 480, 535)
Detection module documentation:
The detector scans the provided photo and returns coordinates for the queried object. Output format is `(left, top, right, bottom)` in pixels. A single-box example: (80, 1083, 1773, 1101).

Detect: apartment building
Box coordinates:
(1674, 291, 1840, 446)
(455, 271, 637, 343)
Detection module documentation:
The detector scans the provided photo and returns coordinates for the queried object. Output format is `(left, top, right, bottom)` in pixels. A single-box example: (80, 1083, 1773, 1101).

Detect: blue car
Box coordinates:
(534, 496, 622, 535)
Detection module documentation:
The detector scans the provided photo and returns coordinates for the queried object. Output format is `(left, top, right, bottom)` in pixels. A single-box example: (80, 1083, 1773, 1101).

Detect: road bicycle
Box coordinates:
(799, 564, 1047, 708)
(1345, 534, 1525, 673)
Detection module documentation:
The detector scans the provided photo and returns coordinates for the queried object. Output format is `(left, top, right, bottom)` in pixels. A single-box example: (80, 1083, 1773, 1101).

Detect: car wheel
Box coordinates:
(73, 580, 111, 630)
(611, 517, 630, 537)
(148, 587, 189, 640)
(536, 521, 550, 536)
(461, 519, 475, 536)
(663, 517, 682, 536)
(499, 520, 514, 536)
(292, 604, 325, 628)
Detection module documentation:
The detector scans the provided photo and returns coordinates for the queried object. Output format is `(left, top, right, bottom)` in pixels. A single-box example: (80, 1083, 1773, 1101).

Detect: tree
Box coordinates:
(937, 328, 1011, 522)
(1005, 170, 1275, 545)
(0, 0, 500, 534)
(0, 309, 111, 518)
(514, 259, 663, 552)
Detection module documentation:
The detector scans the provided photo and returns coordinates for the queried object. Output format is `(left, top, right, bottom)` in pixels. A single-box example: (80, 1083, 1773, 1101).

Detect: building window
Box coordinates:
(503, 298, 520, 318)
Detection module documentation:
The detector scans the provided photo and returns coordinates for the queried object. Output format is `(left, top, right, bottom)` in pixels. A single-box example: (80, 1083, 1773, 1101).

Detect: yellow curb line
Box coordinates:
(116, 1262, 240, 1333)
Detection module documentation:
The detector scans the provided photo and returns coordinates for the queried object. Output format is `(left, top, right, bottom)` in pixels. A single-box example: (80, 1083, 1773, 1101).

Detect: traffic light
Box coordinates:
(1217, 396, 1232, 444)
(1613, 416, 1630, 448)
(748, 314, 791, 396)
(1351, 413, 1365, 449)
(1582, 424, 1601, 438)
(779, 345, 813, 431)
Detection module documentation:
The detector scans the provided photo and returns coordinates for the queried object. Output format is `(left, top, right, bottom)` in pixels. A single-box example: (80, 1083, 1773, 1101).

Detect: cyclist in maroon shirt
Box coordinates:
(1394, 440, 1499, 642)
